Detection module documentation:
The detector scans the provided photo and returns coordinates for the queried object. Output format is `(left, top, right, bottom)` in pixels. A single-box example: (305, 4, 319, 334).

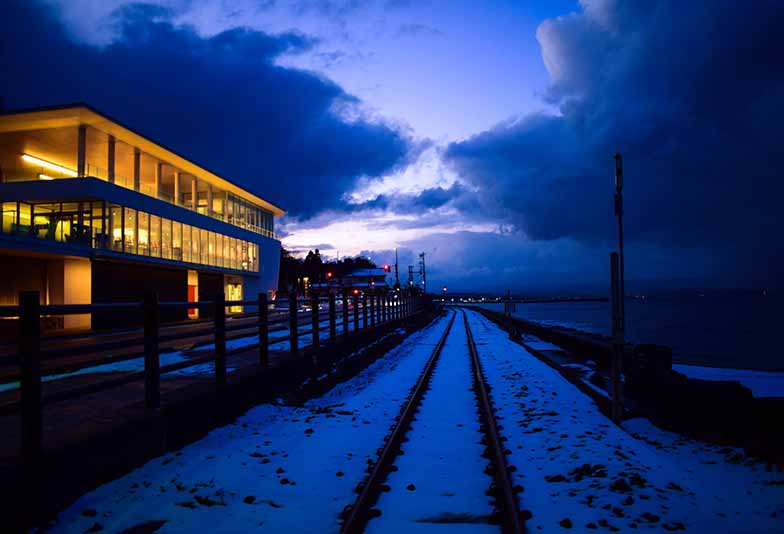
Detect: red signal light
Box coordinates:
(326, 272, 333, 278)
(353, 289, 360, 295)
(383, 264, 391, 272)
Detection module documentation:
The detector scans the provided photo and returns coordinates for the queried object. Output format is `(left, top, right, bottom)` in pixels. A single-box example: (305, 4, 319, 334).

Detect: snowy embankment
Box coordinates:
(367, 313, 495, 533)
(465, 309, 784, 533)
(47, 314, 448, 534)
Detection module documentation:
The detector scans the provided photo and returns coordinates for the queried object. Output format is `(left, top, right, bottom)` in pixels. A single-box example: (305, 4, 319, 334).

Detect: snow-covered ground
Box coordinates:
(465, 309, 784, 533)
(45, 314, 450, 534)
(367, 313, 495, 533)
(37, 309, 784, 533)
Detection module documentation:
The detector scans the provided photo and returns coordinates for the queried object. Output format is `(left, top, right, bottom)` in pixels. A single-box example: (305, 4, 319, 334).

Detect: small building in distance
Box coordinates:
(0, 104, 284, 331)
(312, 267, 390, 295)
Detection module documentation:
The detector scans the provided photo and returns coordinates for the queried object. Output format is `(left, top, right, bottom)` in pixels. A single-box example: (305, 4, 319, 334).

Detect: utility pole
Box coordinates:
(614, 153, 625, 333)
(419, 252, 427, 294)
(394, 248, 400, 289)
(407, 265, 414, 294)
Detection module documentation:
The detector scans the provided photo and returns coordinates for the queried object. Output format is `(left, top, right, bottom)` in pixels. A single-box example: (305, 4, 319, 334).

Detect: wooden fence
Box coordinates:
(0, 289, 422, 461)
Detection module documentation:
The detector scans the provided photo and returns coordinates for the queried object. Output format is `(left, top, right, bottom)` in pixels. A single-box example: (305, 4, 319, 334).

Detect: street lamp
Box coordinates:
(441, 286, 447, 302)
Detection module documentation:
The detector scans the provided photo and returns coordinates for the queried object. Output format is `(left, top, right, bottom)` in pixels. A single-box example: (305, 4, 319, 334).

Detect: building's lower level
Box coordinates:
(0, 248, 267, 331)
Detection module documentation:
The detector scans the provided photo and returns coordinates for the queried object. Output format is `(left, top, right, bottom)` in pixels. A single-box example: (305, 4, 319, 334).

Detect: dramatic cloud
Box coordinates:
(0, 0, 413, 217)
(445, 0, 784, 288)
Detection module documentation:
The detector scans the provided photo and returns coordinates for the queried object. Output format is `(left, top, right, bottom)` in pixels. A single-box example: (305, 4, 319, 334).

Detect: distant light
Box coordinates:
(37, 173, 55, 180)
(326, 272, 332, 278)
(22, 154, 77, 177)
(353, 289, 360, 295)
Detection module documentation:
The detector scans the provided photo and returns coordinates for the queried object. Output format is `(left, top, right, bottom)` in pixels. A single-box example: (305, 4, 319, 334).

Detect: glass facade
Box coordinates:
(0, 200, 259, 272)
(1, 123, 278, 239)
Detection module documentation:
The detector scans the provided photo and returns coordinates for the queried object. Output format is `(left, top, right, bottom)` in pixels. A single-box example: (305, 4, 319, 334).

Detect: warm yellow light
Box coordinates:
(21, 154, 78, 177)
(37, 173, 55, 180)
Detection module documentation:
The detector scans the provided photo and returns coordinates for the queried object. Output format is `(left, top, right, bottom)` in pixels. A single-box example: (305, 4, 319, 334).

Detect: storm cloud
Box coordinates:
(0, 0, 413, 217)
(445, 0, 784, 287)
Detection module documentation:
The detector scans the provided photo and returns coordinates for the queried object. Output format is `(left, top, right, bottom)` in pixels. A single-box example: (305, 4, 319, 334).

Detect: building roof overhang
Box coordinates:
(0, 103, 286, 217)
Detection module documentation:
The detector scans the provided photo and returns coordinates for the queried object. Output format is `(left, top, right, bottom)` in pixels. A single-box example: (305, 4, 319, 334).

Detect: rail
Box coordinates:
(341, 309, 525, 533)
(3, 288, 425, 461)
(341, 311, 456, 533)
(463, 309, 525, 533)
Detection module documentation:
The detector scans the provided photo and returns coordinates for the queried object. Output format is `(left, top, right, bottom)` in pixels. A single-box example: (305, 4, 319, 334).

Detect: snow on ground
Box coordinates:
(367, 313, 495, 533)
(465, 309, 784, 533)
(672, 364, 784, 398)
(46, 314, 450, 534)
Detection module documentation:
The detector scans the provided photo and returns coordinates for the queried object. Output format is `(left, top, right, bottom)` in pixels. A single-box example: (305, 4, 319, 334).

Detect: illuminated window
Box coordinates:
(150, 215, 161, 258)
(124, 207, 137, 254)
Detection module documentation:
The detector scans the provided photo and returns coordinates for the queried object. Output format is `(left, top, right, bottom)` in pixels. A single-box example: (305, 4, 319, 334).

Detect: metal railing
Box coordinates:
(2, 289, 423, 461)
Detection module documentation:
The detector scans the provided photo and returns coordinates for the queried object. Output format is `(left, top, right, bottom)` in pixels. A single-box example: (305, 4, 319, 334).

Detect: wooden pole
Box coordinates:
(214, 291, 226, 384)
(19, 291, 41, 462)
(353, 292, 359, 332)
(258, 292, 268, 367)
(369, 291, 376, 327)
(143, 291, 160, 409)
(342, 288, 349, 337)
(362, 292, 368, 330)
(289, 291, 298, 357)
(329, 293, 336, 340)
(610, 252, 624, 423)
(311, 293, 320, 356)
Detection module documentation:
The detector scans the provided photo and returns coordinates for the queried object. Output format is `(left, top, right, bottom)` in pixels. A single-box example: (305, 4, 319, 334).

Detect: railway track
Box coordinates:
(341, 309, 525, 533)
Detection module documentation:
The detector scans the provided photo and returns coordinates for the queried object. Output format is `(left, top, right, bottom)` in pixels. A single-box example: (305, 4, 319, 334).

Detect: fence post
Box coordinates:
(353, 292, 359, 332)
(369, 291, 376, 328)
(289, 291, 298, 357)
(342, 288, 349, 336)
(214, 291, 226, 384)
(19, 290, 41, 462)
(143, 291, 160, 410)
(258, 292, 268, 367)
(362, 292, 368, 330)
(311, 293, 320, 358)
(329, 293, 336, 340)
(610, 253, 624, 423)
(376, 294, 382, 325)
(382, 294, 387, 323)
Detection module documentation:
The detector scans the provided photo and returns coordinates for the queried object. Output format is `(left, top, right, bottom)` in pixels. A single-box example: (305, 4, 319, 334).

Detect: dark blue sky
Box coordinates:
(2, 0, 782, 293)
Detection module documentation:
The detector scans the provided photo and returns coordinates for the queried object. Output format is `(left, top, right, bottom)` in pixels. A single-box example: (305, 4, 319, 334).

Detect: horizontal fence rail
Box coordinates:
(3, 289, 425, 460)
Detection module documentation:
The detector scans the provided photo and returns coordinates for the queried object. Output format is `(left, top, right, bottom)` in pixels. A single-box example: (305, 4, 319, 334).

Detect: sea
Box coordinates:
(474, 291, 781, 371)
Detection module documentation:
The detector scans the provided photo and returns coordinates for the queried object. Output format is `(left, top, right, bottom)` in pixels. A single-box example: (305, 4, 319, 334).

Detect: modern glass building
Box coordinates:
(0, 104, 284, 330)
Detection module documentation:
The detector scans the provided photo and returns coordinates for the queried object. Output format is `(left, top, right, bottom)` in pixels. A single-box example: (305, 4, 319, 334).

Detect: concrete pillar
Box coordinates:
(191, 177, 198, 212)
(173, 171, 180, 205)
(207, 184, 213, 217)
(77, 125, 86, 177)
(154, 163, 162, 199)
(107, 136, 115, 184)
(133, 149, 141, 191)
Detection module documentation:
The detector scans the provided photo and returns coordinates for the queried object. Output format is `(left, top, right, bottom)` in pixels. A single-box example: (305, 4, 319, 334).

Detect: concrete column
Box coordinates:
(77, 125, 86, 177)
(191, 177, 198, 212)
(107, 136, 115, 184)
(133, 149, 141, 191)
(154, 163, 162, 199)
(207, 184, 213, 217)
(173, 171, 180, 205)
